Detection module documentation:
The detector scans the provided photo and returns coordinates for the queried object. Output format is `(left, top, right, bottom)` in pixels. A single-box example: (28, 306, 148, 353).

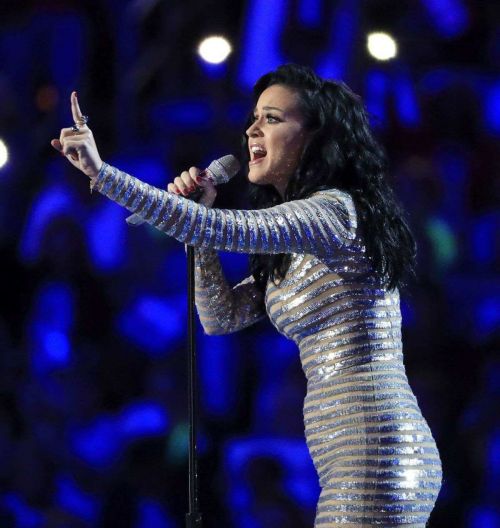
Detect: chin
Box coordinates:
(248, 169, 267, 186)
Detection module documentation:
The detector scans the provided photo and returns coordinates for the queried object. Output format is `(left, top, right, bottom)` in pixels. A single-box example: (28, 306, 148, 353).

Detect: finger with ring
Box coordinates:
(71, 124, 80, 133)
(77, 114, 89, 126)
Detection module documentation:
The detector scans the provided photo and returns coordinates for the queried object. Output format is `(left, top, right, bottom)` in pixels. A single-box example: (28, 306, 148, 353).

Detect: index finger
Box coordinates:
(71, 91, 85, 124)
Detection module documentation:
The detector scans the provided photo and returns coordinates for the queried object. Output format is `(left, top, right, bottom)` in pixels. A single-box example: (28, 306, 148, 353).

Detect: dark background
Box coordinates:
(0, 0, 499, 526)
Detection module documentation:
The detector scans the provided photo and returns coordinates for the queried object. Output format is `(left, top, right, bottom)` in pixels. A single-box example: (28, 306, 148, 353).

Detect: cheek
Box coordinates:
(274, 135, 306, 167)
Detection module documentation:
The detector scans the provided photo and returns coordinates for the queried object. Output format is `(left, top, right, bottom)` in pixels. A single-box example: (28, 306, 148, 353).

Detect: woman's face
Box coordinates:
(246, 84, 310, 197)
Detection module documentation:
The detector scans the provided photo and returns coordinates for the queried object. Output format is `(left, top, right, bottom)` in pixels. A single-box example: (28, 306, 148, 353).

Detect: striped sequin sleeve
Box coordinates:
(193, 247, 266, 335)
(91, 163, 357, 257)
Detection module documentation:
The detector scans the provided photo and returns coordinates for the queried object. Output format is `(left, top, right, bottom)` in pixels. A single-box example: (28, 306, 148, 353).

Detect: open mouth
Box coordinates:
(249, 144, 267, 164)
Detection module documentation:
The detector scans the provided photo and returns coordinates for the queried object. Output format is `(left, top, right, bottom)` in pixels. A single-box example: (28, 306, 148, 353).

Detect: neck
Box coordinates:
(274, 181, 286, 200)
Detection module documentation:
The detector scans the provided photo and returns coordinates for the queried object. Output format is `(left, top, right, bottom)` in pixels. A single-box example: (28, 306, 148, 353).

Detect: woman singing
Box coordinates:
(51, 64, 442, 526)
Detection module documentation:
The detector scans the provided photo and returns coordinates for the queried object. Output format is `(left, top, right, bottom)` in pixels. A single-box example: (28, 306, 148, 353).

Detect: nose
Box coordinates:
(246, 119, 262, 138)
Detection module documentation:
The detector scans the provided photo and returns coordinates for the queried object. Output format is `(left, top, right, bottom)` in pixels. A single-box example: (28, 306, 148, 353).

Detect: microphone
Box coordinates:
(125, 154, 241, 226)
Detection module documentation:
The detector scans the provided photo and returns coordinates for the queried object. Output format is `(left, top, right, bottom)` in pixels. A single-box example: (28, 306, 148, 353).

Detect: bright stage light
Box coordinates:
(0, 138, 8, 169)
(198, 36, 232, 64)
(367, 32, 398, 61)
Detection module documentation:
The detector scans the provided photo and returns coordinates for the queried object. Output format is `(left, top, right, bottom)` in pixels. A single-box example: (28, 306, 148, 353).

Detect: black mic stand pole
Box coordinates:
(185, 243, 203, 527)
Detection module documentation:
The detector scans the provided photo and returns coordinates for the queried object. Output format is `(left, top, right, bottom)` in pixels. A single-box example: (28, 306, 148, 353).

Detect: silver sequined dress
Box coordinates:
(92, 163, 442, 526)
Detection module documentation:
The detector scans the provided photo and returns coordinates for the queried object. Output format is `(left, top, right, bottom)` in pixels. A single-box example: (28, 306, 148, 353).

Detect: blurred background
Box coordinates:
(0, 0, 499, 526)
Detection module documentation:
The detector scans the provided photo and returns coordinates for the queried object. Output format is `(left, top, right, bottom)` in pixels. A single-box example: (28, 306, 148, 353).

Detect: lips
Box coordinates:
(250, 144, 267, 159)
(249, 144, 267, 166)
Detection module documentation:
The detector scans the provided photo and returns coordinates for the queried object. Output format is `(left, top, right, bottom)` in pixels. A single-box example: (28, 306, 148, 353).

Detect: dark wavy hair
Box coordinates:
(242, 63, 417, 293)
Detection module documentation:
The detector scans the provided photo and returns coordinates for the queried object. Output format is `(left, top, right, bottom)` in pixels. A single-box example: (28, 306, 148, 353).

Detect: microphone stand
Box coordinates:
(127, 176, 238, 527)
(185, 243, 203, 527)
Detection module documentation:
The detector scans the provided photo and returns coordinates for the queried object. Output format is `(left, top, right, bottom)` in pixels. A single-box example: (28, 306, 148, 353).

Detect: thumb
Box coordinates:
(196, 174, 217, 207)
(51, 139, 63, 152)
(197, 174, 217, 191)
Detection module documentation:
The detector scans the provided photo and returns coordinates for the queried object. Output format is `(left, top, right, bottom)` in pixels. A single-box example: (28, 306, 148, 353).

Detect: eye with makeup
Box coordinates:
(266, 113, 281, 123)
(252, 113, 282, 124)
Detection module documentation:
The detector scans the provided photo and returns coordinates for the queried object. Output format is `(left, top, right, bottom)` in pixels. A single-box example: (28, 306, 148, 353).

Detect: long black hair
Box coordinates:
(242, 64, 416, 293)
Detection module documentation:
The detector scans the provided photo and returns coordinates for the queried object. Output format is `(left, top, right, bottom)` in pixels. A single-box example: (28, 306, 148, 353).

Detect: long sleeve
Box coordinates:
(193, 247, 266, 335)
(91, 163, 357, 256)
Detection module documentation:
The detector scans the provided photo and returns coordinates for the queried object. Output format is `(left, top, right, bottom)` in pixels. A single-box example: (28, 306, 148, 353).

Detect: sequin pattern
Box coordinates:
(93, 164, 442, 526)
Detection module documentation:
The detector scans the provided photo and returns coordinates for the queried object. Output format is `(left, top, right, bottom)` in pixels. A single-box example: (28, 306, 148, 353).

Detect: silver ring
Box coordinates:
(71, 124, 80, 133)
(77, 115, 89, 126)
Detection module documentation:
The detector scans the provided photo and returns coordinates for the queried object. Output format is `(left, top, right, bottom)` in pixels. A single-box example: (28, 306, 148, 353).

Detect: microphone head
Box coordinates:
(206, 155, 240, 184)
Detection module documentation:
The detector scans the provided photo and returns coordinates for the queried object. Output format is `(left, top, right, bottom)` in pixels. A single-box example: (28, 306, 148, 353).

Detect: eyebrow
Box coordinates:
(253, 105, 285, 114)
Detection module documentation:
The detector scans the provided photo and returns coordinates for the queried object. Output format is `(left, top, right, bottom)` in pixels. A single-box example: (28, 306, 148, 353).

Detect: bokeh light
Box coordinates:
(0, 138, 8, 169)
(197, 35, 232, 64)
(367, 31, 398, 61)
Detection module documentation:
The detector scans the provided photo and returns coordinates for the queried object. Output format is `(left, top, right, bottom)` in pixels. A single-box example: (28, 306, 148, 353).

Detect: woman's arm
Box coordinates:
(92, 163, 358, 257)
(193, 247, 266, 335)
(50, 94, 357, 258)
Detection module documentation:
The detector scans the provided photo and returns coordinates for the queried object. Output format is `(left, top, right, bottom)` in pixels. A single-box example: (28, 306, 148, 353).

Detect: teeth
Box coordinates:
(251, 145, 266, 154)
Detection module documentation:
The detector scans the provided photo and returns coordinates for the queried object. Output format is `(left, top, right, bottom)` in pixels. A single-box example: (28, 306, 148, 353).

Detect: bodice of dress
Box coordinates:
(264, 251, 403, 384)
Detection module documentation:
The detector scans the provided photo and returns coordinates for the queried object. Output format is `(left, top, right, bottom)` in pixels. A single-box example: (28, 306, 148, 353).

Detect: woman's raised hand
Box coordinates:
(167, 167, 217, 207)
(51, 91, 103, 179)
(52, 92, 217, 207)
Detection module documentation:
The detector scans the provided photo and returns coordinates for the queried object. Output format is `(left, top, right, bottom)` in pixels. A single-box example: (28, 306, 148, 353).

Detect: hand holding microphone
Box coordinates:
(169, 155, 240, 205)
(126, 155, 240, 226)
(169, 166, 215, 207)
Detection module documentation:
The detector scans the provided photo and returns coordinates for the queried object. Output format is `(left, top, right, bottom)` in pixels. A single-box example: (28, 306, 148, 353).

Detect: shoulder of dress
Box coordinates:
(310, 187, 353, 201)
(310, 187, 356, 212)
(310, 188, 358, 230)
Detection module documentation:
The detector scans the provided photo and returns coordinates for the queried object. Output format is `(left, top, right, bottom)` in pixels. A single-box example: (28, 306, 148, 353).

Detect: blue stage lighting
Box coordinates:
(86, 201, 126, 273)
(476, 296, 500, 340)
(225, 436, 319, 522)
(150, 100, 213, 130)
(19, 184, 77, 264)
(55, 474, 100, 524)
(400, 297, 417, 328)
(422, 0, 469, 38)
(32, 281, 74, 328)
(1, 492, 45, 528)
(468, 505, 500, 528)
(41, 330, 70, 364)
(393, 71, 421, 126)
(219, 251, 250, 283)
(198, 59, 228, 79)
(485, 80, 500, 135)
(317, 0, 358, 80)
(199, 334, 238, 417)
(70, 416, 121, 469)
(238, 0, 287, 88)
(471, 213, 499, 267)
(136, 498, 175, 528)
(298, 0, 321, 27)
(488, 430, 500, 474)
(117, 400, 169, 441)
(30, 282, 74, 375)
(116, 295, 185, 356)
(365, 69, 389, 128)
